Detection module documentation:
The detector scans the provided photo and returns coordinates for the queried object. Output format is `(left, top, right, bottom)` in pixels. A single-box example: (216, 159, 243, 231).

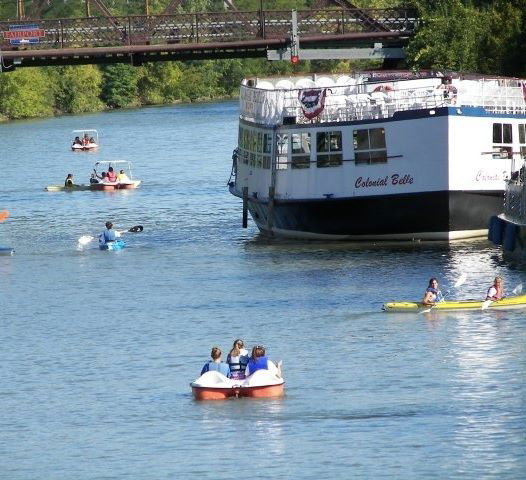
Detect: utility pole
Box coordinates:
(17, 0, 25, 20)
(85, 0, 91, 17)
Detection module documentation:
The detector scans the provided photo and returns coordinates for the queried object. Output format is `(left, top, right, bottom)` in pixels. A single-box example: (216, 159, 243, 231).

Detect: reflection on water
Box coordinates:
(1, 103, 525, 479)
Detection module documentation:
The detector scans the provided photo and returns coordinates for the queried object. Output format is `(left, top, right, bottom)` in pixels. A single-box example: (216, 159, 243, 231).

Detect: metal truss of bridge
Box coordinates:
(0, 4, 417, 70)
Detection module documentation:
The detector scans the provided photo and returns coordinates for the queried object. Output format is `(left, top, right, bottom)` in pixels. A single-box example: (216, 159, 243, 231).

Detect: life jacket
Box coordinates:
(100, 229, 116, 244)
(202, 361, 230, 377)
(426, 287, 443, 303)
(247, 356, 268, 376)
(227, 353, 249, 379)
(106, 171, 117, 182)
(487, 284, 503, 300)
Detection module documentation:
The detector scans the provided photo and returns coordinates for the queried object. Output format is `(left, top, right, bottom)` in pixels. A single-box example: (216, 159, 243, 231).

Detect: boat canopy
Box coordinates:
(94, 160, 134, 179)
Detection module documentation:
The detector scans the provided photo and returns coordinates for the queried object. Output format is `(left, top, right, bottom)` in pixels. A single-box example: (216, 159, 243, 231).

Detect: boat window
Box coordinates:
(238, 126, 243, 148)
(493, 123, 512, 144)
(519, 124, 525, 144)
(277, 133, 289, 170)
(243, 129, 249, 150)
(316, 131, 342, 168)
(291, 133, 311, 169)
(243, 150, 249, 165)
(353, 128, 387, 165)
(257, 132, 263, 153)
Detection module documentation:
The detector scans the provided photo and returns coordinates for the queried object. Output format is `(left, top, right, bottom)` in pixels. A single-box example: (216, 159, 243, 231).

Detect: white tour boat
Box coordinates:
(229, 71, 526, 240)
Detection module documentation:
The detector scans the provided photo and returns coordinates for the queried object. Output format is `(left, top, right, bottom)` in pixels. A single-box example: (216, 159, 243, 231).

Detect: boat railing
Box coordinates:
(239, 82, 526, 125)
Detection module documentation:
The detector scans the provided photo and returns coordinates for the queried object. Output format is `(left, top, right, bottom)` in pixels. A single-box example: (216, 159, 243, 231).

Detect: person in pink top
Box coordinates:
(106, 167, 117, 183)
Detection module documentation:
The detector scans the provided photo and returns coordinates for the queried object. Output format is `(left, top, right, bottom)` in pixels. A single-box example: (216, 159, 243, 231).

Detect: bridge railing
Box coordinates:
(0, 8, 416, 50)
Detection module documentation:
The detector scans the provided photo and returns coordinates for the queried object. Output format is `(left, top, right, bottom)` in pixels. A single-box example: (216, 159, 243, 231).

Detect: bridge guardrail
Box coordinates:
(0, 8, 417, 51)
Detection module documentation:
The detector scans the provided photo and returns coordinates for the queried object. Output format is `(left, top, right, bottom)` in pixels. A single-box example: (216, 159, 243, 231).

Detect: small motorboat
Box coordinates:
(191, 369, 285, 401)
(71, 129, 99, 151)
(382, 294, 526, 312)
(99, 239, 126, 251)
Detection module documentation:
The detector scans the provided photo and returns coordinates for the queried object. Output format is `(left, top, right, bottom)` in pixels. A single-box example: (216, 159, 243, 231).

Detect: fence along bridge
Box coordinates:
(0, 0, 416, 70)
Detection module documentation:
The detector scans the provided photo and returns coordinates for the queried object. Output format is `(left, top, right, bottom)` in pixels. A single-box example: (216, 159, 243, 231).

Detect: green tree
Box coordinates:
(136, 62, 184, 104)
(100, 64, 138, 108)
(51, 65, 104, 114)
(0, 68, 54, 119)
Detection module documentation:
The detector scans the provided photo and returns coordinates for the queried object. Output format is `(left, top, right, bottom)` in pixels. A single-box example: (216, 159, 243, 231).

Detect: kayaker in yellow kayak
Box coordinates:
(486, 276, 504, 301)
(422, 278, 443, 306)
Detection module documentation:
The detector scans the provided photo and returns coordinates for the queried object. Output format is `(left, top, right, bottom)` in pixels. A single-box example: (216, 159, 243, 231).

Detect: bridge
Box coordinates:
(0, 1, 417, 70)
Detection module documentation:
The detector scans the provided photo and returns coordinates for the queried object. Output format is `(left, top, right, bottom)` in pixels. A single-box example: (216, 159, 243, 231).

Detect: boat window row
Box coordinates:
(238, 127, 272, 169)
(276, 131, 343, 169)
(492, 123, 526, 159)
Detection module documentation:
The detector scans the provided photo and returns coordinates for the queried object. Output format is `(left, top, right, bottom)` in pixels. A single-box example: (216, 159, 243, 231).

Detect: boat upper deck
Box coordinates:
(239, 72, 526, 127)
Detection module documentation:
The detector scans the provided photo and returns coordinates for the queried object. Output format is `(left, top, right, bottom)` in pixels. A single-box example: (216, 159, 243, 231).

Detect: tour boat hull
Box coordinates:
(236, 188, 501, 241)
(383, 294, 526, 312)
(99, 239, 126, 251)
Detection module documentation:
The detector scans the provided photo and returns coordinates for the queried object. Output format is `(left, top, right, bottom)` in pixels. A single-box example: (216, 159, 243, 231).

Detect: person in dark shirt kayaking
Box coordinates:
(422, 278, 443, 306)
(64, 173, 74, 188)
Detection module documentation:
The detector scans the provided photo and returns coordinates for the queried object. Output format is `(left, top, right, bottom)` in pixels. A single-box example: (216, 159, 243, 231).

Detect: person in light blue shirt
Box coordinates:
(99, 221, 116, 246)
(201, 346, 231, 377)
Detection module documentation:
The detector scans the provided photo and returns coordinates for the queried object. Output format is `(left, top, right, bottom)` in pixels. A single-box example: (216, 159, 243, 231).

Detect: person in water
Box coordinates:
(422, 278, 443, 306)
(64, 173, 74, 187)
(486, 276, 504, 301)
(226, 339, 249, 380)
(245, 345, 279, 377)
(99, 221, 116, 245)
(200, 346, 231, 377)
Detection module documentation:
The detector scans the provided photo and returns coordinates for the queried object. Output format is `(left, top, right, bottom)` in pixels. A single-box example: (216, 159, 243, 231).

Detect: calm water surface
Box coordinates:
(0, 102, 525, 479)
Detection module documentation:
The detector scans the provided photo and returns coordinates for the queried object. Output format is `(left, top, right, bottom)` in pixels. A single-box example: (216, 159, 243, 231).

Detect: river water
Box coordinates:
(0, 102, 525, 479)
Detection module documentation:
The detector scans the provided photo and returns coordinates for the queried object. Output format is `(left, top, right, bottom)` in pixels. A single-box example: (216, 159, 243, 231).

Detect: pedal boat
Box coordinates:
(382, 294, 526, 312)
(71, 129, 99, 151)
(191, 369, 285, 401)
(99, 239, 125, 251)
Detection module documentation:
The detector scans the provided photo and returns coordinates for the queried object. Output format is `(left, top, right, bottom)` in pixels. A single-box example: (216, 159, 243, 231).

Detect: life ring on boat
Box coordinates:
(373, 85, 394, 93)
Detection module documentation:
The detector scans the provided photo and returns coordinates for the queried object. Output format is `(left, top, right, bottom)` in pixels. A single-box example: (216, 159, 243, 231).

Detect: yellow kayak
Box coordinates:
(382, 294, 526, 312)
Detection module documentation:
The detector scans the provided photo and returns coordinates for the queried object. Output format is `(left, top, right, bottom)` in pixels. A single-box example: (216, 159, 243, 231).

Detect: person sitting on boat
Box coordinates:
(422, 278, 443, 306)
(106, 167, 117, 183)
(72, 136, 82, 146)
(486, 276, 504, 301)
(200, 346, 231, 377)
(64, 173, 74, 188)
(117, 169, 130, 183)
(226, 339, 249, 380)
(89, 173, 99, 184)
(89, 137, 97, 145)
(245, 345, 279, 377)
(99, 221, 116, 246)
(82, 133, 90, 146)
(94, 169, 108, 182)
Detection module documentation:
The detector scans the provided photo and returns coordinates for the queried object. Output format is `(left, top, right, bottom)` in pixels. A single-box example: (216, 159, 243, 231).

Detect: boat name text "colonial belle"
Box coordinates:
(355, 174, 414, 189)
(475, 169, 505, 182)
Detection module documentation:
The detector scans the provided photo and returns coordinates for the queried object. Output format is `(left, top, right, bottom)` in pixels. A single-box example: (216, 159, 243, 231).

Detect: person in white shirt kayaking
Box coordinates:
(486, 276, 504, 301)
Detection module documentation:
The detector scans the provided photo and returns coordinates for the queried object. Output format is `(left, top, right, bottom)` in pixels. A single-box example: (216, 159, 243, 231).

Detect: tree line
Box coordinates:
(1, 0, 526, 121)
